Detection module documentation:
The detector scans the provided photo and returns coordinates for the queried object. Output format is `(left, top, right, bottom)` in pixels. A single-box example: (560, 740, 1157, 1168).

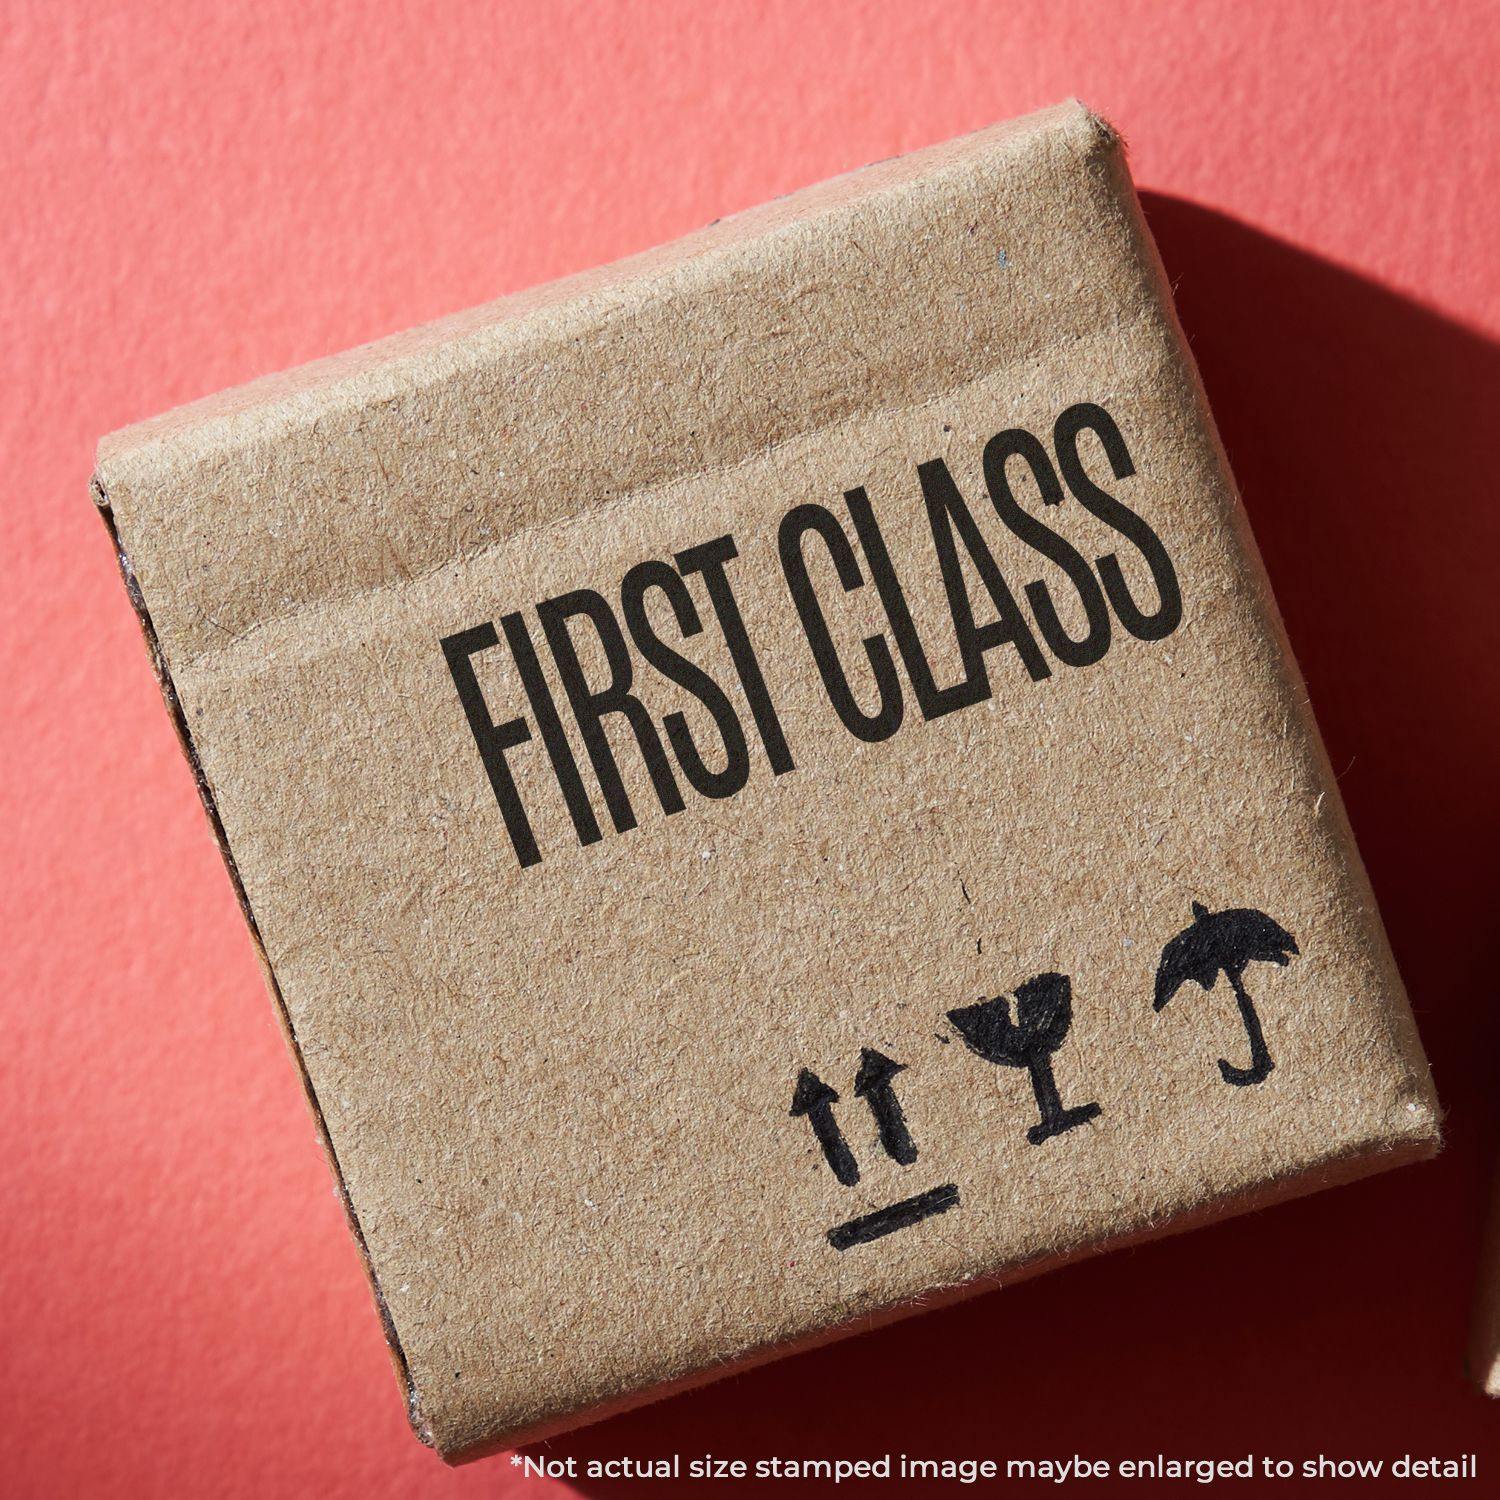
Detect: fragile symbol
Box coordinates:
(1154, 901, 1299, 1086)
(947, 972, 1102, 1144)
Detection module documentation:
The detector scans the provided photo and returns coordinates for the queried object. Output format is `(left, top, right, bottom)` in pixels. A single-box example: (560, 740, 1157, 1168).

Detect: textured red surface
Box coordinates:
(5, 3, 1498, 1495)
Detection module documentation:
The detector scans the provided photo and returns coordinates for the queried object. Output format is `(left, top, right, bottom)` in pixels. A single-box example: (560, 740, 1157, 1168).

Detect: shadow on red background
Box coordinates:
(523, 195, 1500, 1490)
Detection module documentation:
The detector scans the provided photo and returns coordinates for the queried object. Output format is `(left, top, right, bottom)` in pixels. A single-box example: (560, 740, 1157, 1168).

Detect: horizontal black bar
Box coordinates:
(826, 1183, 960, 1251)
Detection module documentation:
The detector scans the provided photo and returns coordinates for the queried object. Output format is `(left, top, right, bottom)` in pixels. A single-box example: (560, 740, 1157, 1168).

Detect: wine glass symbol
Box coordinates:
(947, 972, 1102, 1145)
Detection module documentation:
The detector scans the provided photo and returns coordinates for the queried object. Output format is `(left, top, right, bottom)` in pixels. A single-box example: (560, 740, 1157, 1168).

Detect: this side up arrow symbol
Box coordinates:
(853, 1047, 917, 1165)
(790, 1068, 860, 1186)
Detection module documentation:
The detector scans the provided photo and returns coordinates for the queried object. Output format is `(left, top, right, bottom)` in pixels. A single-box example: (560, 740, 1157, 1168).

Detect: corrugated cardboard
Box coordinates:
(93, 101, 1439, 1461)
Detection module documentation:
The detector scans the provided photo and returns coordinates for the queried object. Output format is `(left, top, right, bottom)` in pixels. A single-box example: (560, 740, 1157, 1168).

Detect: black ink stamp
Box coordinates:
(947, 972, 1102, 1144)
(790, 1068, 860, 1186)
(853, 1047, 917, 1165)
(1154, 901, 1299, 1086)
(825, 1183, 961, 1250)
(790, 1050, 959, 1250)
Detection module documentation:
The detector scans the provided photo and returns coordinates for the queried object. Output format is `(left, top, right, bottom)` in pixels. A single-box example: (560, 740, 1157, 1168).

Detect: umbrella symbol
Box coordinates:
(946, 972, 1102, 1145)
(1154, 900, 1299, 1086)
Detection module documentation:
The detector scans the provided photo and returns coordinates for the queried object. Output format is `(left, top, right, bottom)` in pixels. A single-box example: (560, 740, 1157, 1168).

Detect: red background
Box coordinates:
(5, 2, 1499, 1495)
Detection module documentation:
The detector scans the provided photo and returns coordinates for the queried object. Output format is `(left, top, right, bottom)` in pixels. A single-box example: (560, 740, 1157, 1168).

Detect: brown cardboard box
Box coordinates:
(1471, 1178, 1500, 1393)
(94, 101, 1438, 1460)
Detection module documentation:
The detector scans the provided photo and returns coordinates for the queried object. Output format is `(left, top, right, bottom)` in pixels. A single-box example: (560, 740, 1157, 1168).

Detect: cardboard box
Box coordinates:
(1471, 1180, 1500, 1393)
(94, 101, 1439, 1460)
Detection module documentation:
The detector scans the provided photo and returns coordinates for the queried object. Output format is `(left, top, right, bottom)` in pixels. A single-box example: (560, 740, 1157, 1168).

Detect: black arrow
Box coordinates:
(853, 1047, 917, 1165)
(790, 1069, 859, 1186)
